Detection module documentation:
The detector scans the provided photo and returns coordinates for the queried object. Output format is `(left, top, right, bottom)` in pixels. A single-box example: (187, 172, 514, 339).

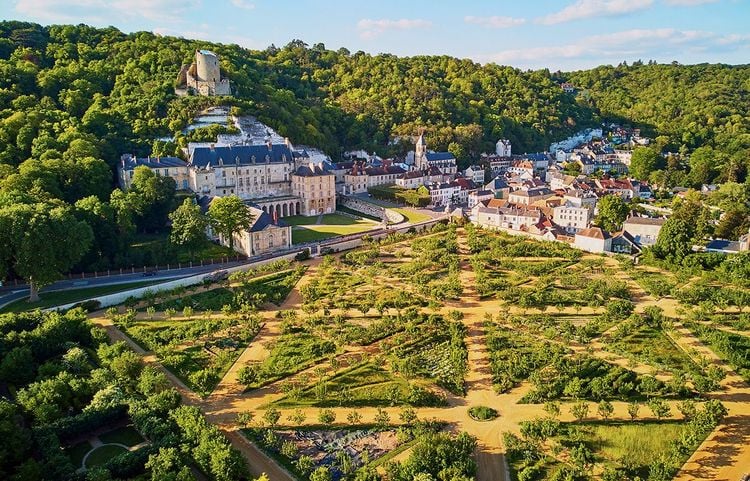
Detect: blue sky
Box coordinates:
(3, 0, 749, 70)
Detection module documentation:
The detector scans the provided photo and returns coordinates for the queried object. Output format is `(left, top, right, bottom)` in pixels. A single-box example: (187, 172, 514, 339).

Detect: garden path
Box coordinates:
(88, 230, 750, 481)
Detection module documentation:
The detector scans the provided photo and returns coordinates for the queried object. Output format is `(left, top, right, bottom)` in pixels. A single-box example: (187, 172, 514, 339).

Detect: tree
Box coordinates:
(169, 197, 208, 256)
(715, 208, 750, 240)
(237, 365, 258, 386)
(287, 409, 306, 426)
(647, 398, 671, 420)
(569, 401, 589, 422)
(688, 146, 719, 186)
(374, 408, 390, 428)
(236, 411, 255, 428)
(399, 406, 417, 426)
(597, 400, 614, 420)
(129, 166, 177, 232)
(145, 447, 194, 481)
(317, 409, 336, 426)
(595, 195, 630, 232)
(652, 217, 692, 262)
(0, 202, 93, 301)
(543, 401, 561, 419)
(263, 408, 281, 428)
(309, 466, 332, 481)
(208, 195, 253, 250)
(629, 147, 663, 180)
(347, 410, 362, 425)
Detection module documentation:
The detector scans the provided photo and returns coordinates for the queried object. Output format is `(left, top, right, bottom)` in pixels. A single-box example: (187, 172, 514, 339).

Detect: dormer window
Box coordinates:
(251, 155, 256, 163)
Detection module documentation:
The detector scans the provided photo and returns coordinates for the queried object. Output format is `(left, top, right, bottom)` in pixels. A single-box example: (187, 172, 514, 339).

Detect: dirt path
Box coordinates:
(88, 231, 750, 481)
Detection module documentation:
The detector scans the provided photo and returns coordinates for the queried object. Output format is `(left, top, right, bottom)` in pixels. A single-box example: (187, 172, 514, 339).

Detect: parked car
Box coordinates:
(142, 269, 158, 277)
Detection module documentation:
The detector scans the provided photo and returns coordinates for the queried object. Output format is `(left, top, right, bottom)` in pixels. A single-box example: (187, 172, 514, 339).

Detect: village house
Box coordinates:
(464, 165, 486, 184)
(415, 132, 458, 175)
(230, 206, 292, 256)
(508, 186, 554, 206)
(611, 230, 642, 255)
(427, 182, 462, 207)
(118, 155, 190, 190)
(496, 139, 512, 157)
(623, 216, 665, 247)
(292, 162, 336, 216)
(473, 203, 542, 231)
(485, 176, 511, 199)
(574, 227, 612, 253)
(469, 189, 495, 208)
(552, 203, 592, 234)
(342, 163, 406, 194)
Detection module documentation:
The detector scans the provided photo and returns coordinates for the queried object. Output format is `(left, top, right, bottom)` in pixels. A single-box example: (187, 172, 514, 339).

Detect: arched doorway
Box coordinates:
(262, 206, 268, 213)
(282, 203, 288, 217)
(295, 202, 301, 215)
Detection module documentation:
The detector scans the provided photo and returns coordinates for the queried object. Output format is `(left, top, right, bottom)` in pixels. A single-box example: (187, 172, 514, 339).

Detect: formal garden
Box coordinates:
(285, 213, 380, 244)
(503, 400, 728, 481)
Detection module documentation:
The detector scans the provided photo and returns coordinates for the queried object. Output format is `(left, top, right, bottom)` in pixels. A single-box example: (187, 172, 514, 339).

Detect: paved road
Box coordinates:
(0, 259, 258, 310)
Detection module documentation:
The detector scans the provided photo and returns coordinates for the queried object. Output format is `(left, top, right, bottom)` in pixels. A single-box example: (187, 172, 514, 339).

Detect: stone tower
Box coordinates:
(415, 130, 427, 169)
(195, 49, 221, 83)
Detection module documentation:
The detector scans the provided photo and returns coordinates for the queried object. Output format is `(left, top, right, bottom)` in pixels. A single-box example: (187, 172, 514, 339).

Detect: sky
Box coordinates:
(2, 0, 750, 70)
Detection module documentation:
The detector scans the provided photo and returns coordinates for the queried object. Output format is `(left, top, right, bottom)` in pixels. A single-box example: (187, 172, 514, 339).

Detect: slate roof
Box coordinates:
(425, 152, 456, 162)
(295, 163, 333, 177)
(122, 156, 187, 170)
(706, 240, 742, 253)
(247, 207, 276, 232)
(189, 144, 294, 168)
(624, 216, 665, 226)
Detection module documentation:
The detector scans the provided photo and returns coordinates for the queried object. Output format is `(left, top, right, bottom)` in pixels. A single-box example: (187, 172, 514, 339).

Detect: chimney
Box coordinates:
(209, 143, 215, 151)
(266, 139, 273, 151)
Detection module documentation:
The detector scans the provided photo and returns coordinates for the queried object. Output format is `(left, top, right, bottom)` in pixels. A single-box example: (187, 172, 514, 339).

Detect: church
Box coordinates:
(414, 131, 458, 175)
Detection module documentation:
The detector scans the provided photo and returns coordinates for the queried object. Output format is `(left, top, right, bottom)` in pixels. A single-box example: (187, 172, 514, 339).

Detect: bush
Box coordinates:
(468, 405, 498, 421)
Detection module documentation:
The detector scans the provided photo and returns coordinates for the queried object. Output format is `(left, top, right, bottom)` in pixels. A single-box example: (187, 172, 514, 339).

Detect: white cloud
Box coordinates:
(537, 0, 654, 25)
(464, 15, 526, 29)
(14, 0, 200, 24)
(357, 18, 432, 39)
(481, 28, 750, 68)
(229, 0, 254, 10)
(664, 0, 719, 5)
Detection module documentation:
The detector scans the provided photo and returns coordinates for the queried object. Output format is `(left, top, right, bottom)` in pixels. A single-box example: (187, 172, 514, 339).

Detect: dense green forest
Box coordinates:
(0, 20, 748, 288)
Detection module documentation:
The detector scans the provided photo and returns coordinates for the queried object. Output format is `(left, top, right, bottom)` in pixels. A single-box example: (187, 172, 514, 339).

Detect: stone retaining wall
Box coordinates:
(338, 196, 405, 224)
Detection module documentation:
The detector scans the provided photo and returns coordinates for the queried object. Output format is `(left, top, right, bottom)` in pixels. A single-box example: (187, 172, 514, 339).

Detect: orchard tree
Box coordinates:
(169, 197, 208, 256)
(595, 195, 630, 232)
(208, 195, 253, 250)
(0, 202, 93, 301)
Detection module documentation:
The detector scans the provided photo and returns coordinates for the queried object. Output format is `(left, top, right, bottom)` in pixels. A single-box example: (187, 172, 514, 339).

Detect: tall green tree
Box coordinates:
(207, 195, 253, 250)
(0, 202, 93, 301)
(595, 195, 630, 232)
(629, 147, 663, 181)
(652, 217, 693, 262)
(129, 166, 176, 232)
(169, 198, 208, 256)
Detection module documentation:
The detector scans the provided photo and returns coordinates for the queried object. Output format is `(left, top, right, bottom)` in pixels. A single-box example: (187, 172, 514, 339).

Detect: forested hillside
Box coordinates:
(568, 63, 750, 181)
(0, 20, 748, 287)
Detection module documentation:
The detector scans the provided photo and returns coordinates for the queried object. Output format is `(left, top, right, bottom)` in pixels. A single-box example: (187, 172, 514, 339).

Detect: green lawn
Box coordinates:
(584, 421, 689, 477)
(269, 362, 444, 408)
(98, 426, 144, 447)
(0, 280, 162, 313)
(390, 208, 431, 224)
(287, 213, 379, 244)
(129, 234, 237, 264)
(85, 444, 129, 468)
(66, 440, 93, 467)
(606, 325, 702, 375)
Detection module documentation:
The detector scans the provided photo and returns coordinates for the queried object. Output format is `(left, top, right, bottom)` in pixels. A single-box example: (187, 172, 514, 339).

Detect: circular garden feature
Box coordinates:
(468, 405, 499, 421)
(84, 444, 129, 468)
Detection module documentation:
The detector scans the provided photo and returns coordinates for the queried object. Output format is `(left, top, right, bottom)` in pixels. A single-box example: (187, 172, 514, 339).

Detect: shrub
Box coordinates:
(468, 405, 498, 421)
